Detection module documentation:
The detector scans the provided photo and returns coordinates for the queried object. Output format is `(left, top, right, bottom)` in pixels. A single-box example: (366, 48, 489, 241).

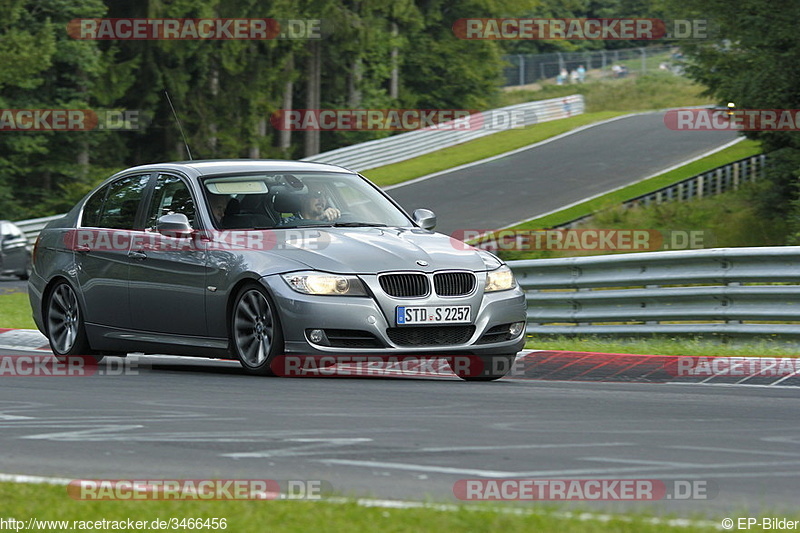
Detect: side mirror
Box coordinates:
(156, 213, 192, 236)
(413, 208, 437, 231)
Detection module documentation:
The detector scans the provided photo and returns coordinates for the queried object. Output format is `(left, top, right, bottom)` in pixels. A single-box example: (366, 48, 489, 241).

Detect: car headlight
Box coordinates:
(485, 265, 516, 292)
(282, 271, 368, 296)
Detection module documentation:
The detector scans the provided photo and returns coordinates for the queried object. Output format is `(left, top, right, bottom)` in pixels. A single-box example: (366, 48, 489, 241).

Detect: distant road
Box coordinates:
(387, 112, 739, 234)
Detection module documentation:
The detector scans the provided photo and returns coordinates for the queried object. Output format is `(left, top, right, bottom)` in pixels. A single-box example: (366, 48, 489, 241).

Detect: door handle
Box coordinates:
(128, 250, 147, 260)
(75, 245, 91, 253)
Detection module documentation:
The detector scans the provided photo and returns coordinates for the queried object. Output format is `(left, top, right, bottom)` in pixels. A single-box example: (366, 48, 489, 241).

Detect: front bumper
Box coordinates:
(262, 273, 527, 356)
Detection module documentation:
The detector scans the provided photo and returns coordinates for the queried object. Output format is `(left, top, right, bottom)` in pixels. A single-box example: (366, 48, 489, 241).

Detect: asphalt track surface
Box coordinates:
(1, 351, 799, 517)
(388, 112, 739, 234)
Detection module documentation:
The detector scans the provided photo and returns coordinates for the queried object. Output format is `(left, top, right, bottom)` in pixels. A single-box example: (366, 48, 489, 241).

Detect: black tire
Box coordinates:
(230, 284, 284, 376)
(45, 281, 103, 363)
(447, 354, 516, 382)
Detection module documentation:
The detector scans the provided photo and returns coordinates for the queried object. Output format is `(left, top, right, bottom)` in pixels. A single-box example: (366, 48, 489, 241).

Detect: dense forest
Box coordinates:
(1, 0, 798, 225)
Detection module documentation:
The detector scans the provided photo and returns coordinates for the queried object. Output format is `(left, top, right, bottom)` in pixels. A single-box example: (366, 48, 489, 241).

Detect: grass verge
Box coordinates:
(0, 293, 36, 330)
(525, 336, 800, 357)
(0, 481, 731, 532)
(362, 111, 625, 187)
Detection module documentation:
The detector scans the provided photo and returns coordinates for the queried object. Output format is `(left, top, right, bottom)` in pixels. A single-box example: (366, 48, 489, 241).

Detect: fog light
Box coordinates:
(308, 329, 327, 344)
(509, 322, 525, 337)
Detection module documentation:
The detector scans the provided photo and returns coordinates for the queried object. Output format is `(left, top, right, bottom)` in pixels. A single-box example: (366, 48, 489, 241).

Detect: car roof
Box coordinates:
(118, 159, 356, 178)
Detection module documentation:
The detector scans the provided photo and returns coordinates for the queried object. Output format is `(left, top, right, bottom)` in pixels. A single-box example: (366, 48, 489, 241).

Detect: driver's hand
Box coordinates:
(321, 207, 340, 221)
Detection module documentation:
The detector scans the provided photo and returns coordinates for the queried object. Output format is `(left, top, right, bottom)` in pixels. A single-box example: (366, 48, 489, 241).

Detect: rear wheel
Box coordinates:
(447, 354, 516, 382)
(45, 281, 103, 363)
(230, 285, 283, 376)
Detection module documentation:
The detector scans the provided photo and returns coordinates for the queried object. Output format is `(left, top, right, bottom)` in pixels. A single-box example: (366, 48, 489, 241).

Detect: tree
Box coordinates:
(666, 0, 800, 237)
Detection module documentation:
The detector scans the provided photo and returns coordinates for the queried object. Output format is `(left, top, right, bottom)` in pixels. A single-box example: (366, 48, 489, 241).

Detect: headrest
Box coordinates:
(272, 192, 302, 213)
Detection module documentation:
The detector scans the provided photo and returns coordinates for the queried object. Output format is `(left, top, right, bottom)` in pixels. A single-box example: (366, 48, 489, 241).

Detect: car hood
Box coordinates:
(264, 226, 487, 274)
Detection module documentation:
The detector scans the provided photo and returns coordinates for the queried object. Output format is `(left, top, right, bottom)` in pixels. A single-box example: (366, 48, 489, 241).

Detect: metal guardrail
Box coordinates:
(625, 154, 766, 208)
(556, 154, 767, 229)
(303, 95, 585, 171)
(508, 246, 800, 338)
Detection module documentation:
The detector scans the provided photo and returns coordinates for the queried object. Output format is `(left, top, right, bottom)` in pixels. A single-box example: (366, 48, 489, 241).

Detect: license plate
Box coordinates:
(396, 306, 471, 325)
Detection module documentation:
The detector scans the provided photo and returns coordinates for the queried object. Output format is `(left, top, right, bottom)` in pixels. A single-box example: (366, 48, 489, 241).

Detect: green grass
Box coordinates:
(0, 480, 742, 532)
(525, 336, 800, 357)
(362, 111, 625, 187)
(508, 139, 762, 232)
(0, 293, 36, 329)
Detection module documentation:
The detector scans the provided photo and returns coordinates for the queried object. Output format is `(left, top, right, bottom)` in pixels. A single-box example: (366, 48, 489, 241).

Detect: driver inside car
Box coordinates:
(281, 188, 340, 224)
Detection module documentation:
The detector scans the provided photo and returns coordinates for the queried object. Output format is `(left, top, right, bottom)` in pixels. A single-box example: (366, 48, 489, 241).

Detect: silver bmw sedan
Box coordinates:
(29, 160, 526, 380)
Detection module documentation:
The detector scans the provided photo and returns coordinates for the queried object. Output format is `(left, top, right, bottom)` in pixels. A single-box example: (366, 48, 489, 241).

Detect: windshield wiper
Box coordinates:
(331, 222, 388, 227)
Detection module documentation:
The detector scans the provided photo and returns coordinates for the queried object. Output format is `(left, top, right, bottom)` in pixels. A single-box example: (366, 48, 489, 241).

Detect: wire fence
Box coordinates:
(502, 46, 682, 87)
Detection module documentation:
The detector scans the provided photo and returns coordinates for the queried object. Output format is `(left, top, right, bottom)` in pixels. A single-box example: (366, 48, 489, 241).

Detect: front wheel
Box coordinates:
(45, 281, 103, 363)
(447, 354, 516, 382)
(230, 285, 284, 376)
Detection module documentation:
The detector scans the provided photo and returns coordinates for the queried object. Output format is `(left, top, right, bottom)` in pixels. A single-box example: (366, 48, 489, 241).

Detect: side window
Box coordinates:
(145, 174, 197, 230)
(96, 175, 150, 230)
(81, 186, 107, 228)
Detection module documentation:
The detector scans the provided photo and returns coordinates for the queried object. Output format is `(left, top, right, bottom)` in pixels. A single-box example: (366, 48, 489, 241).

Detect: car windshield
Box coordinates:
(202, 171, 412, 230)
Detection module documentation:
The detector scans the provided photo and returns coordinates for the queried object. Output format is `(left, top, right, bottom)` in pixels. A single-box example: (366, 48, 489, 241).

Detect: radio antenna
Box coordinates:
(165, 90, 193, 161)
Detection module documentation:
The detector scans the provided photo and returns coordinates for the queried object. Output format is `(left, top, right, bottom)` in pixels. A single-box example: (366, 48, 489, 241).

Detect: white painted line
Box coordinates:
(0, 344, 52, 353)
(317, 459, 519, 478)
(286, 438, 373, 443)
(0, 473, 71, 485)
(223, 437, 374, 459)
(319, 458, 800, 478)
(317, 459, 683, 478)
(416, 442, 633, 453)
(384, 112, 645, 191)
(768, 367, 800, 386)
(0, 413, 34, 420)
(666, 445, 800, 458)
(580, 457, 703, 468)
(21, 425, 144, 441)
(495, 136, 745, 232)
